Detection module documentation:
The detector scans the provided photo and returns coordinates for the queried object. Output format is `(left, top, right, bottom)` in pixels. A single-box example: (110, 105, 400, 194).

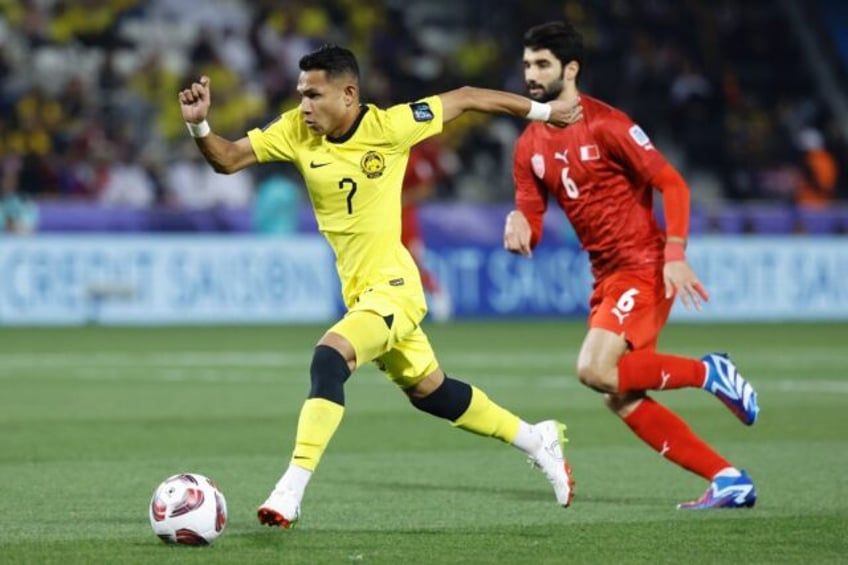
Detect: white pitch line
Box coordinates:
(0, 350, 846, 394)
(3, 364, 846, 395)
(771, 380, 848, 394)
(0, 351, 306, 369)
(0, 348, 844, 368)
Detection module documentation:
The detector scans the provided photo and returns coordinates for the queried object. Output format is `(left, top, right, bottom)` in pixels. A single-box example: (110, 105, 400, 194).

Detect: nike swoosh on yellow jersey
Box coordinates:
(309, 161, 331, 168)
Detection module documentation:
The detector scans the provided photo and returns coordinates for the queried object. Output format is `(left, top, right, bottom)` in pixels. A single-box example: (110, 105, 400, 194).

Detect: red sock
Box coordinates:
(618, 350, 706, 393)
(623, 396, 730, 480)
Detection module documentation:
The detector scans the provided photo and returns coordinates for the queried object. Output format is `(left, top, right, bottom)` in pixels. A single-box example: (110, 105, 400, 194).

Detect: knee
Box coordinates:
(603, 393, 625, 413)
(576, 360, 615, 393)
(309, 345, 352, 403)
(603, 392, 644, 418)
(405, 369, 444, 400)
(409, 374, 472, 421)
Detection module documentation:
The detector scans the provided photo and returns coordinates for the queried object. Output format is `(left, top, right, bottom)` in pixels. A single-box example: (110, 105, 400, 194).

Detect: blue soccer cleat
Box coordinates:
(677, 470, 757, 510)
(701, 353, 759, 425)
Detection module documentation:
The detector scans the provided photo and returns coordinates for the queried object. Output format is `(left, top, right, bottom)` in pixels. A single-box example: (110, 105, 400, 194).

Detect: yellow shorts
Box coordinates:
(329, 281, 438, 389)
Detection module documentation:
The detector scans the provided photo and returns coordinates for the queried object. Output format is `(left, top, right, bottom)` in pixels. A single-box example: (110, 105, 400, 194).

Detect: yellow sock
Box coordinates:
(290, 398, 345, 471)
(452, 386, 520, 444)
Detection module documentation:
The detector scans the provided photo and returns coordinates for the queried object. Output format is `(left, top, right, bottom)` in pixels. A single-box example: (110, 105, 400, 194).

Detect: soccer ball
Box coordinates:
(149, 473, 227, 545)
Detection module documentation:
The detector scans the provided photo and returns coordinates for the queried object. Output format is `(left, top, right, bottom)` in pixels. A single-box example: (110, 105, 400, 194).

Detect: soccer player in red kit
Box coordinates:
(503, 21, 760, 509)
(402, 141, 453, 321)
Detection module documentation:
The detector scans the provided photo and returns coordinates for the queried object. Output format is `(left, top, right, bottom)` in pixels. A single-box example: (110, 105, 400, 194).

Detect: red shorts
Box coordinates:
(588, 268, 673, 351)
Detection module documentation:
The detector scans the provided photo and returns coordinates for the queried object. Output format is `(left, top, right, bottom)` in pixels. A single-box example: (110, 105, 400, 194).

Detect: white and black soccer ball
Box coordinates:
(149, 473, 227, 545)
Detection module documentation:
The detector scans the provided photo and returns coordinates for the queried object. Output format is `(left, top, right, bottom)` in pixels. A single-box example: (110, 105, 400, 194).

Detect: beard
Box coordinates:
(526, 78, 564, 103)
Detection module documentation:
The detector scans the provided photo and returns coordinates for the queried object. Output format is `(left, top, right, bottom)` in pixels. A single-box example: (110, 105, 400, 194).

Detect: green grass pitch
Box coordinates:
(1, 321, 846, 564)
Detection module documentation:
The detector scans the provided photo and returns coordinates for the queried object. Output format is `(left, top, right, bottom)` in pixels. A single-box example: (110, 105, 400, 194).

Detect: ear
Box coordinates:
(343, 84, 358, 107)
(564, 61, 580, 81)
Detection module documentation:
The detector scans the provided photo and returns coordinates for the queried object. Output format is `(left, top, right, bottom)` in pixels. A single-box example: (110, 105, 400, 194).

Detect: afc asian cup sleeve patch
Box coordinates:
(409, 102, 434, 122)
(628, 125, 652, 147)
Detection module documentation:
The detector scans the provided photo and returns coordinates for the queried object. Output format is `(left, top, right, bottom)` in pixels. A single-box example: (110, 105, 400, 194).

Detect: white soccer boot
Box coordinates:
(528, 420, 574, 507)
(257, 487, 301, 529)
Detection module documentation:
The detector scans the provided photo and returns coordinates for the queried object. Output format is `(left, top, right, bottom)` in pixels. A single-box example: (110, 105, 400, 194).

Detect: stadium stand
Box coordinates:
(0, 0, 845, 235)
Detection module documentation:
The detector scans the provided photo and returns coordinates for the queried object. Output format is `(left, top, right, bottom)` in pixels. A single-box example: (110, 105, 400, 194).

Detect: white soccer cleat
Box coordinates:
(528, 420, 574, 507)
(257, 487, 301, 529)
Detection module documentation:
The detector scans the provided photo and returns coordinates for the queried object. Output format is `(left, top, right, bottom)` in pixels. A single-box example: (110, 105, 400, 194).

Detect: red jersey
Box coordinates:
(401, 145, 436, 244)
(514, 95, 669, 281)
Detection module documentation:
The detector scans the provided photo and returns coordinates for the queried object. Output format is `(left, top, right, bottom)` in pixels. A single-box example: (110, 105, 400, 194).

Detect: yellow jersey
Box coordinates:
(247, 96, 444, 306)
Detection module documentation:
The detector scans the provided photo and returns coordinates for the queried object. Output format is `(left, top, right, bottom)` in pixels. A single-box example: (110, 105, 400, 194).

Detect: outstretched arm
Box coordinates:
(438, 86, 581, 126)
(178, 76, 257, 174)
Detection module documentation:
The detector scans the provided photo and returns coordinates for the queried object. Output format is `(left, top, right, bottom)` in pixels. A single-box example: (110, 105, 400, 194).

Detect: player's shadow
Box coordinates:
(336, 478, 550, 503)
(333, 478, 669, 507)
(570, 494, 672, 507)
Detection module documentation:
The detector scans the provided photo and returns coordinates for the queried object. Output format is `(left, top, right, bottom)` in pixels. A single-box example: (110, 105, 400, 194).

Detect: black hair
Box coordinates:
(299, 44, 360, 82)
(523, 21, 584, 71)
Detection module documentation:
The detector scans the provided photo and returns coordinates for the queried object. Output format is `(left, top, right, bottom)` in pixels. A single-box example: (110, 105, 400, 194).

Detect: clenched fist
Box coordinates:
(178, 76, 212, 124)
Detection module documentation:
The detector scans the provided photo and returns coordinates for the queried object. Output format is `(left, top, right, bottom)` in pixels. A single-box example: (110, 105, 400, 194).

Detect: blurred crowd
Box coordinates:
(0, 0, 845, 235)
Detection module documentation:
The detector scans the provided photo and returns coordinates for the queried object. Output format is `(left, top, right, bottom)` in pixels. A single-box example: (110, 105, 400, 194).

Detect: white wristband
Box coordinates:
(526, 101, 552, 122)
(186, 120, 211, 138)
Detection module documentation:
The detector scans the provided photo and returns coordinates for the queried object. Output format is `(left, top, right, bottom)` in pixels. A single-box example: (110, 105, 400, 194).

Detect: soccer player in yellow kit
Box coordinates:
(178, 45, 582, 528)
